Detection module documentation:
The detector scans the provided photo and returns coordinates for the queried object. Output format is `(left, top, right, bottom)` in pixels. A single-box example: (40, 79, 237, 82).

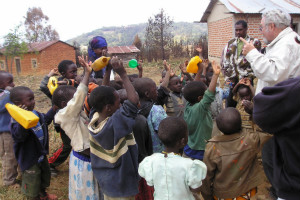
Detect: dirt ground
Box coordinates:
(0, 60, 273, 199)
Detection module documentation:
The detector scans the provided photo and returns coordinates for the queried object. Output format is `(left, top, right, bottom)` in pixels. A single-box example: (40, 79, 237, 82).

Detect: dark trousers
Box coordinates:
(262, 137, 278, 197)
(48, 130, 72, 168)
(22, 157, 51, 198)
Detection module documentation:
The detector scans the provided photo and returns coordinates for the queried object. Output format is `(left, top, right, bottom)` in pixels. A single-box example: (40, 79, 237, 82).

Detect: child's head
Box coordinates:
(128, 74, 139, 82)
(168, 76, 182, 93)
(237, 84, 252, 101)
(89, 86, 120, 115)
(117, 89, 127, 104)
(0, 71, 14, 89)
(158, 116, 188, 149)
(216, 107, 241, 135)
(58, 60, 77, 79)
(183, 81, 207, 104)
(109, 80, 123, 90)
(10, 86, 35, 111)
(52, 85, 77, 109)
(133, 78, 157, 101)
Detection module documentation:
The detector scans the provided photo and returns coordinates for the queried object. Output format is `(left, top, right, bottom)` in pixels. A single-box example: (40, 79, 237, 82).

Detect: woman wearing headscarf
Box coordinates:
(88, 36, 108, 78)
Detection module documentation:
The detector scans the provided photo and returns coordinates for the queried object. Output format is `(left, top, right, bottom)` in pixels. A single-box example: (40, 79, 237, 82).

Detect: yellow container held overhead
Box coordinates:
(47, 76, 58, 95)
(91, 56, 111, 72)
(5, 103, 39, 129)
(186, 56, 202, 74)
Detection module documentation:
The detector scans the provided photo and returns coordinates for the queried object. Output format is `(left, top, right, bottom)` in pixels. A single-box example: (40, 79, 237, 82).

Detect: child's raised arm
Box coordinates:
(78, 56, 92, 86)
(208, 61, 220, 93)
(111, 57, 139, 105)
(160, 60, 171, 88)
(137, 60, 143, 78)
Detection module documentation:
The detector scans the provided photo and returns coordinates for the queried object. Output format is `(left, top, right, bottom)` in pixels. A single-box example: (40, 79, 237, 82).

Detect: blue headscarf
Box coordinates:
(88, 36, 107, 62)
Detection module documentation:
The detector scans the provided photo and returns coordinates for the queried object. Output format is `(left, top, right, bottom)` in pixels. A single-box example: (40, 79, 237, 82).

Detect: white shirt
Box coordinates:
(55, 83, 90, 152)
(138, 153, 207, 200)
(245, 27, 300, 94)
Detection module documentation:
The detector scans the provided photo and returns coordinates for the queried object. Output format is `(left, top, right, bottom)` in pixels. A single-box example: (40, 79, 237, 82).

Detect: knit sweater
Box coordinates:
(10, 108, 55, 171)
(88, 100, 139, 197)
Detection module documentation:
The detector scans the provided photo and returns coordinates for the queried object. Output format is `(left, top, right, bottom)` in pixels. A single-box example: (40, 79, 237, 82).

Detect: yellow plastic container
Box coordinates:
(91, 56, 111, 71)
(186, 56, 202, 73)
(5, 103, 39, 129)
(47, 76, 58, 95)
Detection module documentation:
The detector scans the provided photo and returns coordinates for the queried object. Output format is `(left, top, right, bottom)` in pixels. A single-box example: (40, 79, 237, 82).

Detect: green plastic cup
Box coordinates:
(128, 59, 138, 68)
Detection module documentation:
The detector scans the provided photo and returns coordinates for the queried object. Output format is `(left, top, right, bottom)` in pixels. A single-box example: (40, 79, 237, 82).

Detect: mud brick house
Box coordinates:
(199, 0, 300, 62)
(0, 40, 76, 75)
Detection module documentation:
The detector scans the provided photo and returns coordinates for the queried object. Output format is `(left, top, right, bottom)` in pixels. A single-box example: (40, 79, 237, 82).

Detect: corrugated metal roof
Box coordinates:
(200, 0, 300, 22)
(108, 45, 140, 54)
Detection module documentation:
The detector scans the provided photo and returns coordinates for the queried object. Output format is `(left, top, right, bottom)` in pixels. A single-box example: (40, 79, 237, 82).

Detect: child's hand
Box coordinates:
(242, 100, 253, 114)
(18, 104, 28, 110)
(170, 69, 175, 77)
(48, 68, 59, 77)
(163, 60, 171, 72)
(111, 57, 126, 75)
(78, 56, 92, 74)
(212, 61, 221, 75)
(242, 78, 251, 86)
(179, 63, 187, 74)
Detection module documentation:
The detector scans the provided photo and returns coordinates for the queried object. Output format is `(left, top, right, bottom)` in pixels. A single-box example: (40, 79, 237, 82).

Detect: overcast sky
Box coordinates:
(0, 0, 210, 43)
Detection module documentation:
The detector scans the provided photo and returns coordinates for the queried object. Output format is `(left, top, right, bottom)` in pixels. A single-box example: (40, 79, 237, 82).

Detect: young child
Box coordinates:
(133, 78, 167, 154)
(9, 86, 57, 200)
(138, 116, 207, 200)
(201, 108, 271, 200)
(40, 60, 78, 99)
(88, 57, 140, 199)
(232, 78, 257, 133)
(0, 71, 18, 187)
(182, 61, 220, 161)
(53, 56, 100, 200)
(156, 60, 186, 117)
(40, 60, 78, 174)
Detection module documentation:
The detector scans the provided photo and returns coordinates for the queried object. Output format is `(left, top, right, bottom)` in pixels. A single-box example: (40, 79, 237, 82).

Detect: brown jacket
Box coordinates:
(201, 130, 271, 199)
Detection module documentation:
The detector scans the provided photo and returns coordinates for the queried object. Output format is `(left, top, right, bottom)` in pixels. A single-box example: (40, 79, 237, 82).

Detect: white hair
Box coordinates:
(263, 9, 291, 29)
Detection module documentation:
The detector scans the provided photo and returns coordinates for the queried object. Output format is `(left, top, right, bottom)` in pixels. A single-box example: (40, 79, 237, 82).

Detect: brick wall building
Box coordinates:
(200, 0, 300, 63)
(0, 40, 75, 75)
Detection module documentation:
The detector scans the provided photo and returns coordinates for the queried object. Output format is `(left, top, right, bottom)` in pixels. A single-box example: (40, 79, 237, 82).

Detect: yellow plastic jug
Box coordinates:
(47, 76, 58, 95)
(186, 56, 202, 73)
(91, 56, 111, 71)
(5, 103, 39, 129)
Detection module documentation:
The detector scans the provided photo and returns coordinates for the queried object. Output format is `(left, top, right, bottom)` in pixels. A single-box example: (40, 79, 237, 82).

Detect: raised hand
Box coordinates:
(212, 60, 221, 75)
(48, 68, 59, 77)
(78, 56, 92, 74)
(111, 56, 126, 76)
(240, 37, 255, 56)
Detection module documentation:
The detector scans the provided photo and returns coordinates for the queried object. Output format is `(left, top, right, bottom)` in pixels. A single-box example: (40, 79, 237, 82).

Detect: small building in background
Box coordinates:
(108, 45, 140, 65)
(0, 40, 75, 75)
(199, 0, 300, 63)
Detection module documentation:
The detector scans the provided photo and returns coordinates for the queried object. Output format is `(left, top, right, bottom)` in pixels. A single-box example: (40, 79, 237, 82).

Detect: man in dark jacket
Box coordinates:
(253, 77, 300, 200)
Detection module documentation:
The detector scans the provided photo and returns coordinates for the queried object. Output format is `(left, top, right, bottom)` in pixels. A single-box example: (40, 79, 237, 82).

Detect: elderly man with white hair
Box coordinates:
(241, 9, 300, 200)
(241, 8, 300, 95)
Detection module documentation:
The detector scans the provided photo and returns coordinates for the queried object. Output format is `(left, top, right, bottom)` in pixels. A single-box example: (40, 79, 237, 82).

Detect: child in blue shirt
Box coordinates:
(0, 71, 18, 187)
(9, 86, 57, 200)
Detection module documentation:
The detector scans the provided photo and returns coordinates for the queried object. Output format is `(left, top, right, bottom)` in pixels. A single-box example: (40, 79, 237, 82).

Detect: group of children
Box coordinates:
(0, 36, 272, 200)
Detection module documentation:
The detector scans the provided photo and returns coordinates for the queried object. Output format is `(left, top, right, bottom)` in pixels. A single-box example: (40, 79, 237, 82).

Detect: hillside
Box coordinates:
(66, 22, 207, 46)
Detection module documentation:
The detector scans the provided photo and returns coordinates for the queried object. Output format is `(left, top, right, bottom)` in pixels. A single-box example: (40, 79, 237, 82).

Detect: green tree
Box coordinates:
(3, 24, 28, 74)
(145, 9, 173, 60)
(24, 7, 59, 43)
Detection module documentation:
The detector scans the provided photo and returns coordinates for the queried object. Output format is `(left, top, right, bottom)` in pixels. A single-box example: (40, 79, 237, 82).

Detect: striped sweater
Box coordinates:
(88, 100, 139, 197)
